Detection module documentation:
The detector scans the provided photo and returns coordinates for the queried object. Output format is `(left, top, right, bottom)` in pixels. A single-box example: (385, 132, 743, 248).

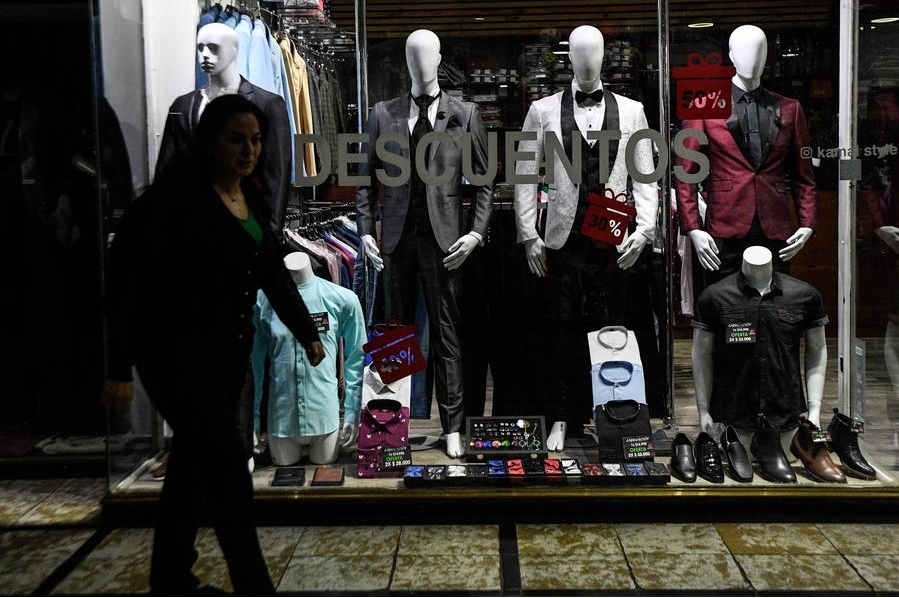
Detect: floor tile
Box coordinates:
(291, 526, 400, 557)
(517, 524, 621, 557)
(818, 524, 899, 555)
(628, 553, 749, 591)
(0, 529, 95, 565)
(616, 523, 728, 554)
(194, 526, 303, 561)
(844, 554, 899, 591)
(0, 567, 52, 596)
(0, 480, 64, 526)
(716, 523, 838, 554)
(735, 554, 870, 592)
(398, 525, 498, 556)
(52, 556, 151, 595)
(519, 555, 634, 591)
(390, 555, 501, 592)
(279, 555, 393, 592)
(191, 554, 290, 593)
(89, 528, 154, 560)
(16, 479, 105, 526)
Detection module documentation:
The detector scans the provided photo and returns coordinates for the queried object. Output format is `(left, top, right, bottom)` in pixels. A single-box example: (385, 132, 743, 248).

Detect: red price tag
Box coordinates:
(580, 190, 637, 246)
(363, 321, 426, 384)
(672, 52, 736, 120)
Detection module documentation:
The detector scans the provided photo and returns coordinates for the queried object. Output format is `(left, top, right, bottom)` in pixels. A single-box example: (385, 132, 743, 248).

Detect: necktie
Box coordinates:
(744, 90, 764, 168)
(412, 94, 435, 145)
(575, 89, 604, 105)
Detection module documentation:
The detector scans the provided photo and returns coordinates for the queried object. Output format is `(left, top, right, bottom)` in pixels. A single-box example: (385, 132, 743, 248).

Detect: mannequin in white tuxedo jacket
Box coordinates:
(514, 25, 660, 451)
(357, 29, 493, 458)
(687, 25, 813, 274)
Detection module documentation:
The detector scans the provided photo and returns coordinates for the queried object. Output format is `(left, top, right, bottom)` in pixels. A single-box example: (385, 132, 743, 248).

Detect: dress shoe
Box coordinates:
(790, 416, 847, 483)
(827, 408, 876, 480)
(693, 431, 725, 483)
(670, 432, 696, 483)
(720, 425, 753, 482)
(750, 414, 796, 483)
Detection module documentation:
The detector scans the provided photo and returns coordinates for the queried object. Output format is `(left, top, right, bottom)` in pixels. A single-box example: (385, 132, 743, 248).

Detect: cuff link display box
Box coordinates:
(466, 416, 548, 463)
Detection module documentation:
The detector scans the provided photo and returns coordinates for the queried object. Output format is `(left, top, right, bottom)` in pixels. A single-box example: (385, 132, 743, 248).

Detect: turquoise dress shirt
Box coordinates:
(252, 276, 366, 437)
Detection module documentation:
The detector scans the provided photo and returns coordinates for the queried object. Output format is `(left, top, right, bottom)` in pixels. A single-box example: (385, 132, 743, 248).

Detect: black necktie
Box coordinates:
(412, 94, 436, 145)
(743, 90, 764, 168)
(575, 89, 604, 105)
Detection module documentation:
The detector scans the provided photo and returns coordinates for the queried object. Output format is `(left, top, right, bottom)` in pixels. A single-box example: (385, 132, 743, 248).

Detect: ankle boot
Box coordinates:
(790, 415, 846, 483)
(827, 408, 877, 480)
(750, 414, 796, 483)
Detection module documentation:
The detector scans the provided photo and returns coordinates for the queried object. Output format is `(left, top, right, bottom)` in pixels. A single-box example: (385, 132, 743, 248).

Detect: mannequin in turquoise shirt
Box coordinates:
(253, 252, 364, 465)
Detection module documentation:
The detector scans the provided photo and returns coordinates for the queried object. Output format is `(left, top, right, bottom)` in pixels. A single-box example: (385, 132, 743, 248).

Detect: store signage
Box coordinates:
(580, 190, 636, 245)
(672, 52, 736, 120)
(363, 321, 425, 384)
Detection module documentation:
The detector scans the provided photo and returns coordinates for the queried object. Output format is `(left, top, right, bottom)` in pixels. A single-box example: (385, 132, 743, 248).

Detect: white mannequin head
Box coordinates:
(568, 25, 604, 92)
(284, 251, 314, 285)
(405, 29, 441, 96)
(742, 245, 773, 267)
(729, 25, 767, 90)
(197, 23, 239, 77)
(741, 245, 774, 291)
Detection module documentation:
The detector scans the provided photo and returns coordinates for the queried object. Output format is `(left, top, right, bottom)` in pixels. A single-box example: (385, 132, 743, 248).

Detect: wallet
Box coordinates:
(272, 467, 306, 487)
(311, 466, 345, 486)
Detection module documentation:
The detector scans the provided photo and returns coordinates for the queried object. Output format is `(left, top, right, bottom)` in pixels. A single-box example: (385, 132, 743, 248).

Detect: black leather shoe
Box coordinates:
(827, 408, 877, 480)
(670, 433, 696, 483)
(694, 431, 725, 483)
(750, 414, 796, 483)
(720, 425, 754, 482)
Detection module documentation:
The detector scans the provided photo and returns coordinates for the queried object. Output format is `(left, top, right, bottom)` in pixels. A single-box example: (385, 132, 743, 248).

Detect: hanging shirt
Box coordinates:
(252, 276, 367, 437)
(591, 361, 647, 407)
(248, 18, 276, 93)
(234, 14, 253, 79)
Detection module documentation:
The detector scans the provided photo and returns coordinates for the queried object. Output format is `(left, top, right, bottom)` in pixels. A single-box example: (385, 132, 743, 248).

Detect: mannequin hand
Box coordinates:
(779, 227, 813, 262)
(617, 233, 648, 270)
(875, 226, 899, 256)
(443, 233, 479, 270)
(101, 380, 133, 413)
(699, 411, 714, 434)
(305, 341, 326, 366)
(524, 237, 548, 277)
(339, 420, 358, 449)
(688, 230, 721, 271)
(361, 234, 384, 272)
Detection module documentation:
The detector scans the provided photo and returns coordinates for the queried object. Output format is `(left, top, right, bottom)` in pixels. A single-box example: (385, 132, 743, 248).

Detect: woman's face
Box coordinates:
(211, 112, 262, 180)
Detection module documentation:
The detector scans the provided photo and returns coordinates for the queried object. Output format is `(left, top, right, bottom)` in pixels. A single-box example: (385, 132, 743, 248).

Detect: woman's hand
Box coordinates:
(305, 341, 326, 366)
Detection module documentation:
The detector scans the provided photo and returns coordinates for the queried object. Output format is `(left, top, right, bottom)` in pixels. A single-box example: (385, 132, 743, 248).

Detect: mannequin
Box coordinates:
(676, 25, 817, 282)
(355, 29, 493, 458)
(252, 252, 366, 465)
(513, 25, 660, 450)
(692, 246, 827, 454)
(155, 23, 292, 234)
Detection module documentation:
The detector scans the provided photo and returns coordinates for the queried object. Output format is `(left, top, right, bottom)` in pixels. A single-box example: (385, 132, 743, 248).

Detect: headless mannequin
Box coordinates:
(693, 246, 826, 453)
(266, 253, 358, 466)
(197, 24, 242, 106)
(689, 25, 813, 272)
(525, 25, 651, 452)
(360, 29, 484, 459)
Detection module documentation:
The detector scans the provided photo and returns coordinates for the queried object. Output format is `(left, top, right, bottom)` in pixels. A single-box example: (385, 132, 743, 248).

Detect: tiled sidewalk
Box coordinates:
(3, 523, 899, 595)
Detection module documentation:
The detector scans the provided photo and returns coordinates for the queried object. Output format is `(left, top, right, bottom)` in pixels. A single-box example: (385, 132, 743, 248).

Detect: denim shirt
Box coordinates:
(252, 276, 366, 437)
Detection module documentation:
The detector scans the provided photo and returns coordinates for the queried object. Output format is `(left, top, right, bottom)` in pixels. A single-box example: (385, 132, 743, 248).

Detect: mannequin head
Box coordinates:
(741, 246, 774, 291)
(729, 25, 767, 88)
(197, 23, 239, 77)
(405, 29, 441, 94)
(568, 25, 604, 91)
(284, 251, 314, 285)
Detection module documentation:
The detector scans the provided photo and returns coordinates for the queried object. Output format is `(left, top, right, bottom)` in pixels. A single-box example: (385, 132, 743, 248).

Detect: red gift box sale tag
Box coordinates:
(672, 52, 736, 120)
(580, 190, 637, 246)
(363, 321, 426, 384)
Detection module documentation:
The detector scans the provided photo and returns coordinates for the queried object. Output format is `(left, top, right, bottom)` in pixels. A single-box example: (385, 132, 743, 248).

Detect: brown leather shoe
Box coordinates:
(790, 416, 847, 483)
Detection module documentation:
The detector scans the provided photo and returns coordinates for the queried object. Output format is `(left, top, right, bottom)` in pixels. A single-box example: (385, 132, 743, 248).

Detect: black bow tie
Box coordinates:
(575, 89, 604, 104)
(413, 94, 438, 110)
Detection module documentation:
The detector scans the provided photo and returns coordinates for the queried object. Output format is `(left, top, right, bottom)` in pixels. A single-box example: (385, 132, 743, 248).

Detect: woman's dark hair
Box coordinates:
(194, 94, 269, 173)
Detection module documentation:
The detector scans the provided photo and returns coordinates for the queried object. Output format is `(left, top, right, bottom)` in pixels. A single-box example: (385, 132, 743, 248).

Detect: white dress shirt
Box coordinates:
(408, 87, 441, 133)
(362, 364, 412, 409)
(571, 80, 605, 147)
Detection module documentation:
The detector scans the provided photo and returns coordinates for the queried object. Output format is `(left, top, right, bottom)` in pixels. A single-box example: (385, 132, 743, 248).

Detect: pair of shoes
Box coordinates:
(827, 408, 877, 480)
(720, 426, 753, 482)
(750, 414, 796, 483)
(790, 415, 847, 483)
(669, 432, 724, 483)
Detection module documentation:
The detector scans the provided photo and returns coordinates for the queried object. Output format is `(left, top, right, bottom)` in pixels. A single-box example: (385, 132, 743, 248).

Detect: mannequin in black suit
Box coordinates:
(155, 23, 291, 234)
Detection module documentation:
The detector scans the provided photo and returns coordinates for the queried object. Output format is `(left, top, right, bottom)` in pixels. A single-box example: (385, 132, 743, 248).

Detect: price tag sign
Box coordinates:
(580, 190, 637, 246)
(672, 52, 736, 120)
(363, 321, 426, 384)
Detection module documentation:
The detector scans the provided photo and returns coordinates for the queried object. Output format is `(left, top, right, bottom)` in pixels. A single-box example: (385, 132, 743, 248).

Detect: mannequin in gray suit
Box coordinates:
(356, 29, 493, 457)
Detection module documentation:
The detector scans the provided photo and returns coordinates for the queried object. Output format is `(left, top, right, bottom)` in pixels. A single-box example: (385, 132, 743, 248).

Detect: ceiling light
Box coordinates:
(871, 16, 899, 23)
(688, 22, 714, 28)
(474, 16, 486, 21)
(559, 41, 569, 45)
(552, 51, 569, 55)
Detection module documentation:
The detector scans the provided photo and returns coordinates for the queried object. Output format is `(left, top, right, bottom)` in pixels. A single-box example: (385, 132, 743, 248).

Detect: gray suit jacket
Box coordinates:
(355, 92, 493, 254)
